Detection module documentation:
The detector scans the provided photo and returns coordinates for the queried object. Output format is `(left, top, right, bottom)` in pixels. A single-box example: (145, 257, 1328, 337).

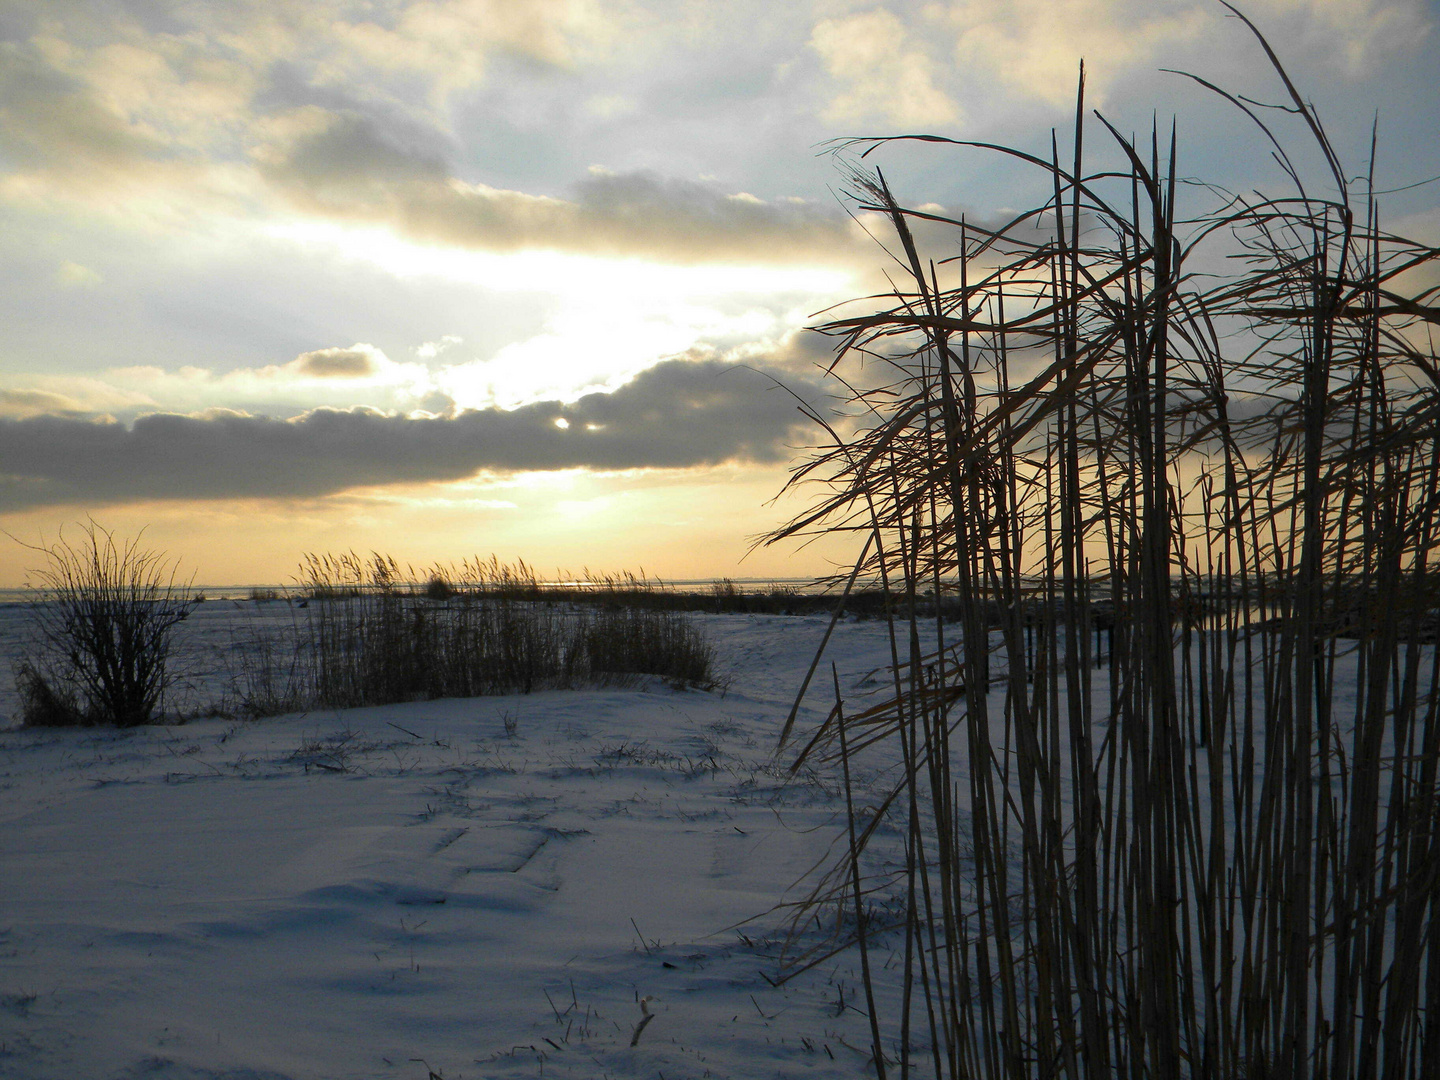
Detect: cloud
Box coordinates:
(805, 1, 1432, 131)
(254, 106, 452, 191)
(1254, 0, 1432, 76)
(288, 346, 381, 378)
(327, 0, 612, 94)
(97, 342, 429, 412)
(941, 0, 1211, 110)
(0, 14, 870, 278)
(3, 0, 1429, 221)
(0, 41, 171, 177)
(0, 389, 89, 419)
(0, 306, 847, 426)
(262, 146, 864, 263)
(805, 1, 1206, 122)
(0, 359, 828, 511)
(0, 375, 156, 418)
(0, 1, 613, 210)
(722, 326, 839, 376)
(416, 335, 463, 359)
(810, 8, 962, 128)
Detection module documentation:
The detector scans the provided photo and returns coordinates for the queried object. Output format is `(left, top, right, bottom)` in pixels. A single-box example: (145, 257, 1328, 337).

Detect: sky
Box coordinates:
(0, 0, 1437, 587)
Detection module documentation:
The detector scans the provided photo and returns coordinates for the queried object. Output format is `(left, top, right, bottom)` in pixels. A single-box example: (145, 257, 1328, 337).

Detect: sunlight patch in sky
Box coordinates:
(261, 218, 855, 408)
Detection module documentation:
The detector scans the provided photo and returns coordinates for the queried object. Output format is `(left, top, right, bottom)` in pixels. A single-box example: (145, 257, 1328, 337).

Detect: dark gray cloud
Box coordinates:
(0, 359, 827, 511)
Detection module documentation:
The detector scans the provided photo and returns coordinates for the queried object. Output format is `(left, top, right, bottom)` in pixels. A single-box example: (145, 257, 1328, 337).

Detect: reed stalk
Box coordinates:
(769, 13, 1440, 1077)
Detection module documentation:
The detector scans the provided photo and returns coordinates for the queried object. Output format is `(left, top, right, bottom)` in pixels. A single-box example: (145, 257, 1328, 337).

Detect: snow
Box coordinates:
(0, 605, 906, 1080)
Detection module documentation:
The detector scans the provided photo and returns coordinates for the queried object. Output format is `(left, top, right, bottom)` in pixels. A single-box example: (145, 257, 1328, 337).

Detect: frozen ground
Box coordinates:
(0, 607, 907, 1080)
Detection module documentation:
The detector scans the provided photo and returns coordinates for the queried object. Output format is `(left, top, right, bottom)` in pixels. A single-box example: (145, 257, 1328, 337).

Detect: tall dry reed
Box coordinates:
(770, 11, 1440, 1078)
(228, 552, 716, 713)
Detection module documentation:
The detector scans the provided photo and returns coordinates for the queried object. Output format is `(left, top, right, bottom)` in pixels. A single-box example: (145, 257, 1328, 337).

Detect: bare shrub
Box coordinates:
(15, 523, 195, 727)
(423, 573, 454, 601)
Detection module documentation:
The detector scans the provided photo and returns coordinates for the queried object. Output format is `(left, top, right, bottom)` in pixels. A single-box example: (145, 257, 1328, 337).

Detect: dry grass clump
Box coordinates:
(769, 10, 1440, 1079)
(580, 606, 716, 686)
(228, 552, 717, 714)
(13, 662, 88, 727)
(14, 522, 194, 727)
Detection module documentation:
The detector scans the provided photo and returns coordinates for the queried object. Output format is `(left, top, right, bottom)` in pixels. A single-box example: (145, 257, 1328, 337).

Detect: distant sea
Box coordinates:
(0, 578, 828, 605)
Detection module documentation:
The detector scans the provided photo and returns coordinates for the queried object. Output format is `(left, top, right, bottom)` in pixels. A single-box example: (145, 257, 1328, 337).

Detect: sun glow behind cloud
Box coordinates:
(1, 0, 1432, 591)
(263, 218, 856, 408)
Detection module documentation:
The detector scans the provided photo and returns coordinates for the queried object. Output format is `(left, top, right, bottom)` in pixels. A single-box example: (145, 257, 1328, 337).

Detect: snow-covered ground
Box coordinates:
(0, 605, 907, 1080)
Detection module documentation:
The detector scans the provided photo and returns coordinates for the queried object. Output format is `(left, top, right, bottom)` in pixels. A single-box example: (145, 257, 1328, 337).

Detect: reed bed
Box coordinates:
(228, 552, 716, 714)
(769, 12, 1440, 1078)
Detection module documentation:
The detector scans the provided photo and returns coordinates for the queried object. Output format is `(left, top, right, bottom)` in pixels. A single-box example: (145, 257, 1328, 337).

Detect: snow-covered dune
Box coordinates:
(0, 609, 900, 1080)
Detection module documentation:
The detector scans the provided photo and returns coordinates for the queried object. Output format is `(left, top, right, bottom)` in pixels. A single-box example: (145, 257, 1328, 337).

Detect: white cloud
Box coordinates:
(805, 1, 1433, 131)
(330, 0, 613, 100)
(0, 374, 155, 417)
(257, 151, 866, 264)
(0, 345, 434, 422)
(0, 272, 841, 420)
(416, 335, 464, 359)
(0, 0, 621, 221)
(438, 315, 701, 410)
(943, 0, 1209, 109)
(583, 93, 637, 119)
(0, 389, 88, 419)
(810, 7, 962, 128)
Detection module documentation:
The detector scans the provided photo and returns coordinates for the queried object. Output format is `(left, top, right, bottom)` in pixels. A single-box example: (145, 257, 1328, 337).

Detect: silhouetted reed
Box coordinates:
(769, 10, 1440, 1078)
